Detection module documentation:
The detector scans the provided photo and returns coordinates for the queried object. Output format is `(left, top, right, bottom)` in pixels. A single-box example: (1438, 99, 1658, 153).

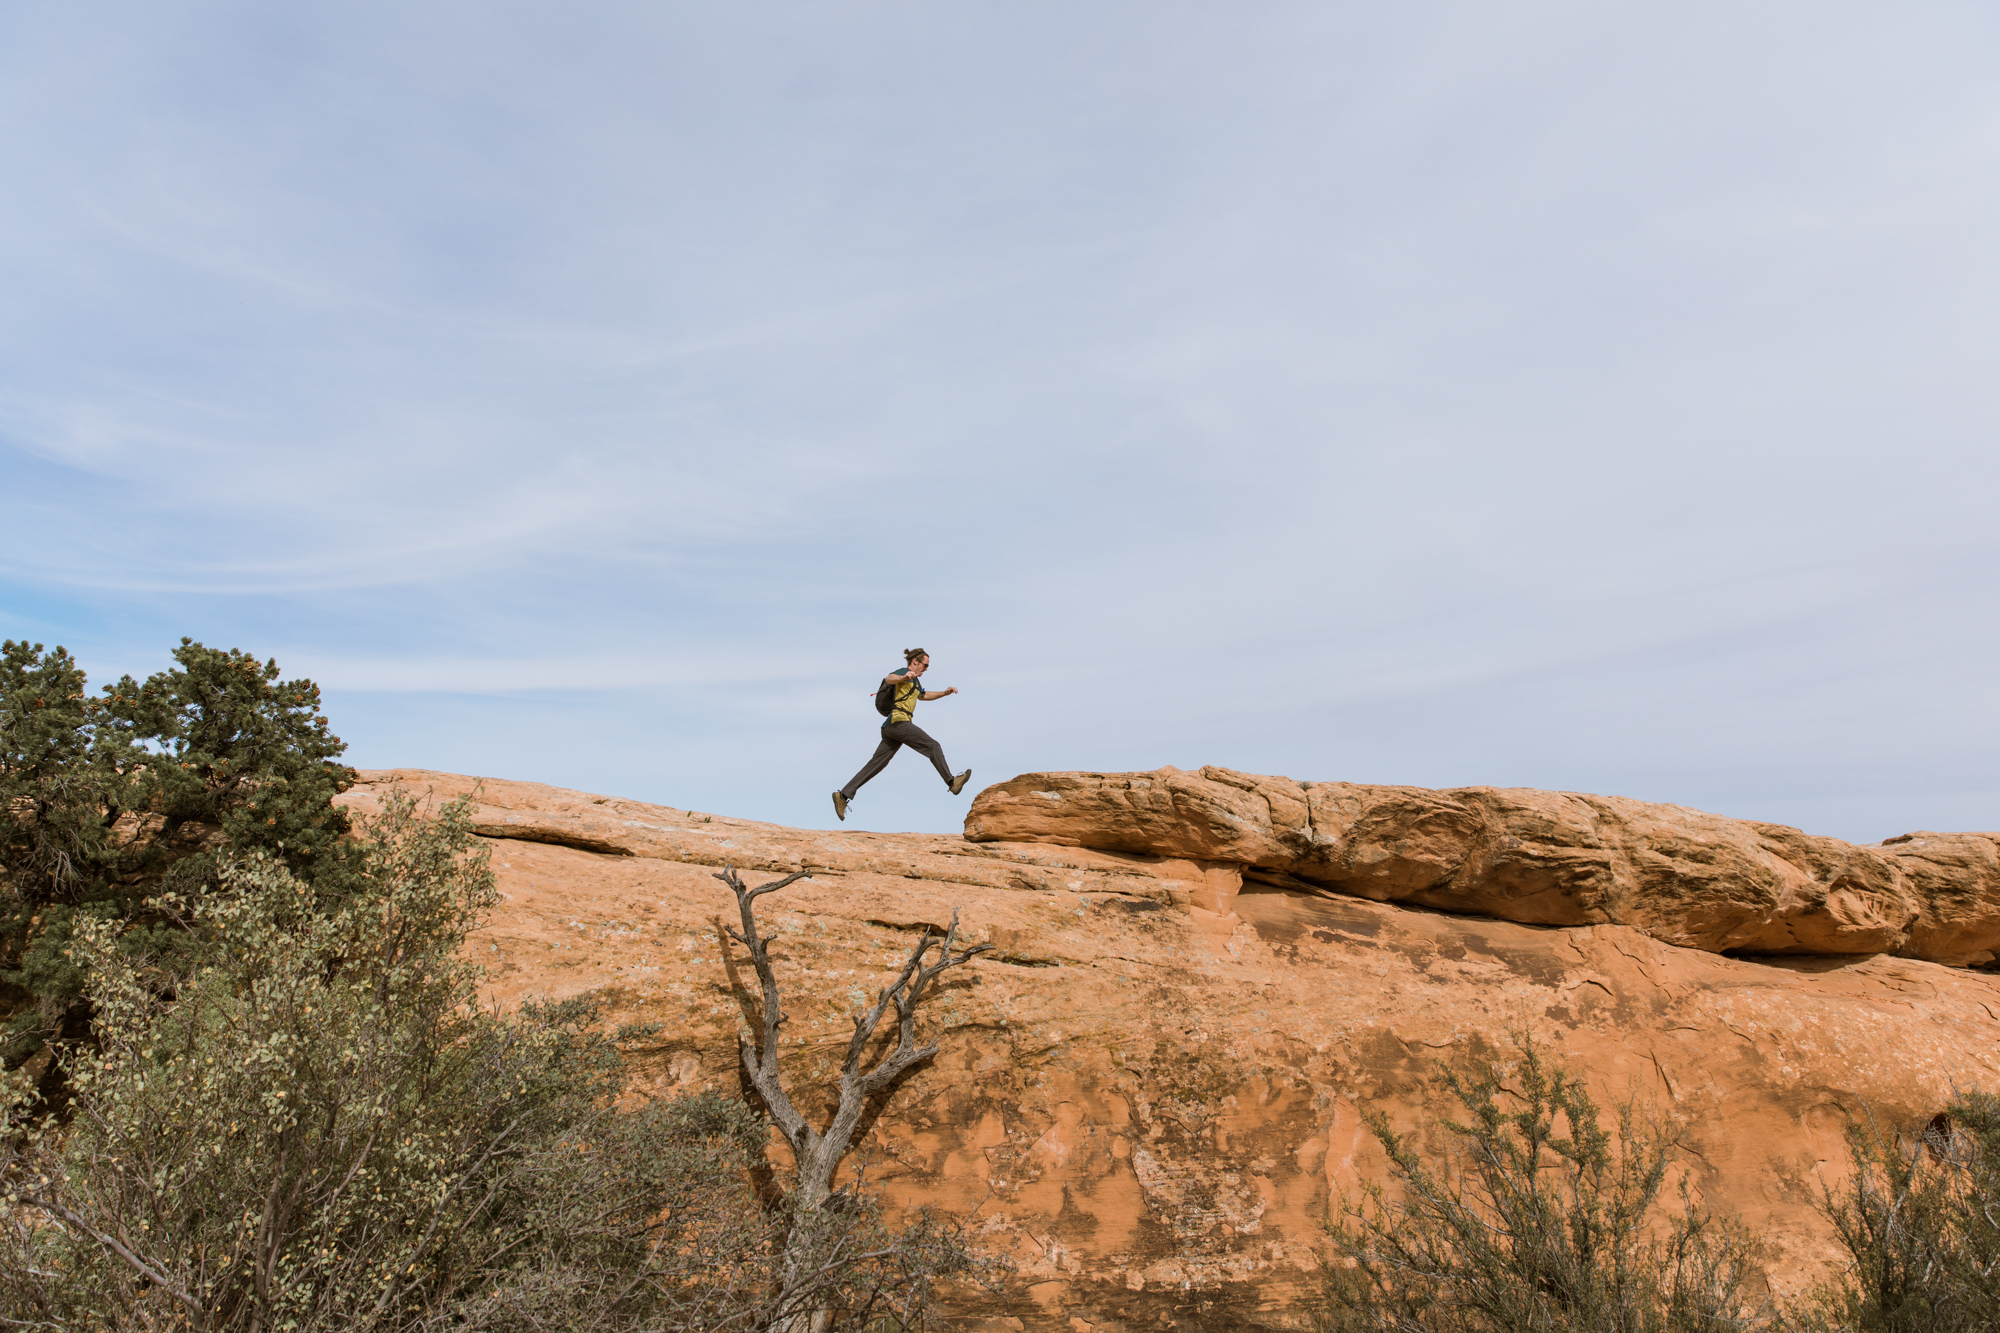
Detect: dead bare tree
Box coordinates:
(713, 865, 990, 1331)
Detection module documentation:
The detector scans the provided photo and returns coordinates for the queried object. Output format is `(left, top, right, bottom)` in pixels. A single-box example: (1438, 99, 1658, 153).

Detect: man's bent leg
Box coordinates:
(840, 732, 903, 800)
(888, 722, 955, 785)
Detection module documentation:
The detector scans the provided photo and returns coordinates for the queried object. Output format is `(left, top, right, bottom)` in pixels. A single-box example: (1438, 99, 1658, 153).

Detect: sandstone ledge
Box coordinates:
(334, 770, 2000, 1330)
(966, 767, 2000, 967)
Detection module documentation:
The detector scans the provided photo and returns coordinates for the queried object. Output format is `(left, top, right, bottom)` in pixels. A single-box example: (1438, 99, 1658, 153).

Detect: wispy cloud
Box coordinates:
(4, 0, 1998, 839)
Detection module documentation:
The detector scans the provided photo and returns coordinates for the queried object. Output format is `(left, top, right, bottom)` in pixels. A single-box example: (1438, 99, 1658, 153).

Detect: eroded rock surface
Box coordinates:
(967, 767, 2000, 966)
(337, 770, 2000, 1332)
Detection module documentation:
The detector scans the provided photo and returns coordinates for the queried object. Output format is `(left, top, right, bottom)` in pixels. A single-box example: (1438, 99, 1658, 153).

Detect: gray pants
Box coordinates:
(840, 721, 954, 798)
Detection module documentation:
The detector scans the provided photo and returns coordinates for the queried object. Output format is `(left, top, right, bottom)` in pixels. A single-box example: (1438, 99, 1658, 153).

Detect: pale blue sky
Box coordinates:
(4, 2, 1997, 840)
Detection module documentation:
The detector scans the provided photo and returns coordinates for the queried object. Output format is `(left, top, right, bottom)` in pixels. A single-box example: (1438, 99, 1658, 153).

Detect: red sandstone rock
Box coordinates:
(337, 770, 2000, 1331)
(966, 766, 2000, 966)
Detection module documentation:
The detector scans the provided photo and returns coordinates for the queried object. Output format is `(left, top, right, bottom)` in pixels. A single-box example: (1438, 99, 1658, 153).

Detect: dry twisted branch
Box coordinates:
(713, 865, 989, 1211)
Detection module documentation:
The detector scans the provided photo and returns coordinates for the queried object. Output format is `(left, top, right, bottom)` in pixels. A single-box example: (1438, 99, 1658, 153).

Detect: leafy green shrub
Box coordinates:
(1800, 1095, 2000, 1333)
(1310, 1034, 1772, 1333)
(0, 789, 770, 1329)
(1, 637, 357, 1074)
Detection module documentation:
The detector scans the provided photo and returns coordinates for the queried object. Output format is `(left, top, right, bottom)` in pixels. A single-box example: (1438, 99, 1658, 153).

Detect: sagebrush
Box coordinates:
(1799, 1093, 2000, 1333)
(1310, 1034, 1772, 1333)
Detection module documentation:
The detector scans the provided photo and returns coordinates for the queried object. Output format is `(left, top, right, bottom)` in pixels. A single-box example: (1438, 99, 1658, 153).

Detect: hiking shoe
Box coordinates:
(832, 791, 850, 821)
(949, 770, 972, 796)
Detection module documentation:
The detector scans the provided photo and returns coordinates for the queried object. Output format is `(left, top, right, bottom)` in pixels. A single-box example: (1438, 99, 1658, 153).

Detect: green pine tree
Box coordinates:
(1, 637, 357, 1085)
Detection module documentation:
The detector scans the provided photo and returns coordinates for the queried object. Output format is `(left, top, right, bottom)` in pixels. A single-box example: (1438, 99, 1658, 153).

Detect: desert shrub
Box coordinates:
(1800, 1095, 2000, 1333)
(1, 638, 357, 1076)
(0, 789, 775, 1330)
(1309, 1034, 1771, 1333)
(754, 1193, 985, 1333)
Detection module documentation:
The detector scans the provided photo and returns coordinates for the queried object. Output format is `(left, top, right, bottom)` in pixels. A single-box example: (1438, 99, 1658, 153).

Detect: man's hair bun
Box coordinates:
(903, 647, 928, 663)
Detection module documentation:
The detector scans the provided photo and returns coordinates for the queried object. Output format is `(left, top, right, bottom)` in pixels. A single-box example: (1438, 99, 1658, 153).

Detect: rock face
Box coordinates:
(337, 770, 2000, 1332)
(967, 767, 2000, 966)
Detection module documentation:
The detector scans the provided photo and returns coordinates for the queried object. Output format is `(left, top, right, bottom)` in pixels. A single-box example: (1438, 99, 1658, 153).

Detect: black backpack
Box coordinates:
(873, 673, 902, 717)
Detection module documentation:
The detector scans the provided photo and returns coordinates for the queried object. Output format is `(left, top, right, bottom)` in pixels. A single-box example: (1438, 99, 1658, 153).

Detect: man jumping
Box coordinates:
(832, 647, 971, 821)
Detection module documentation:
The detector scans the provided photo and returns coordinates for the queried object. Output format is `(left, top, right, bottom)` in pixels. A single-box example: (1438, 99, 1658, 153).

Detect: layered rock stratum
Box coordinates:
(968, 767, 2000, 966)
(336, 768, 2000, 1332)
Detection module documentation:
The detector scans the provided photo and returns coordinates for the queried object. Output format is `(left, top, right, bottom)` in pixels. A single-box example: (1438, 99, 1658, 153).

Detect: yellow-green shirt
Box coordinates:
(887, 668, 922, 724)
